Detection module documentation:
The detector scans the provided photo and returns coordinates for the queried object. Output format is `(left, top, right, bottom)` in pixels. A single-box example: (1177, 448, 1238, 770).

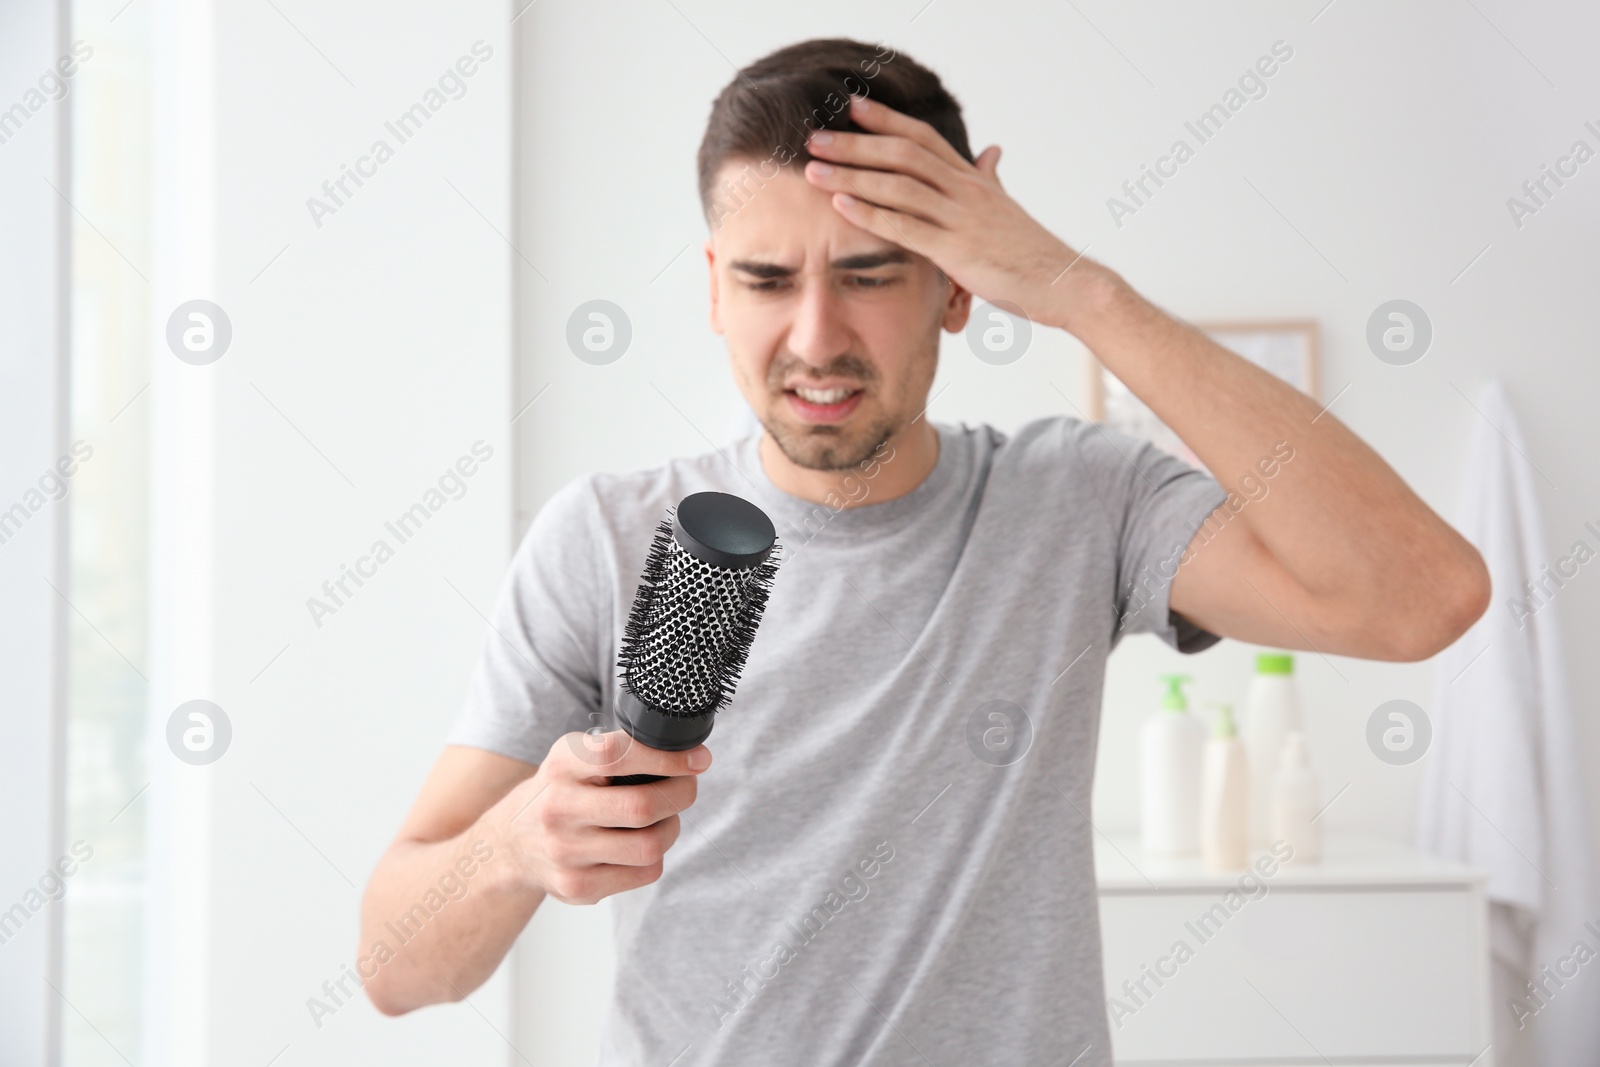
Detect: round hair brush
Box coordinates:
(608, 491, 781, 785)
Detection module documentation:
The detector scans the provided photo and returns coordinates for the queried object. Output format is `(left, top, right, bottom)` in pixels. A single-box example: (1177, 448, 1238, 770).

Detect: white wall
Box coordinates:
(512, 0, 1600, 1059)
(139, 1, 518, 1063)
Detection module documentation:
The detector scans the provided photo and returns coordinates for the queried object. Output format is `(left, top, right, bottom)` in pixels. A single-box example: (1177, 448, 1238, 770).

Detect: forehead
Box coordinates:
(707, 159, 914, 267)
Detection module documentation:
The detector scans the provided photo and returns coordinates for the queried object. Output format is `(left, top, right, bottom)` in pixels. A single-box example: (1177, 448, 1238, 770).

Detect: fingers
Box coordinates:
(541, 860, 664, 906)
(588, 774, 697, 829)
(840, 93, 971, 171)
(551, 728, 710, 781)
(532, 739, 698, 830)
(976, 145, 1003, 186)
(506, 741, 701, 906)
(542, 813, 681, 871)
(826, 192, 942, 260)
(804, 160, 950, 228)
(806, 127, 958, 197)
(557, 816, 683, 869)
(803, 94, 993, 249)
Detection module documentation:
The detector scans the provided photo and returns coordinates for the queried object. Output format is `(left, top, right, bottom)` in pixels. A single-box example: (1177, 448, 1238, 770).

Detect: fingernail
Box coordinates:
(851, 95, 869, 111)
(810, 131, 833, 145)
(688, 747, 711, 771)
(809, 160, 833, 176)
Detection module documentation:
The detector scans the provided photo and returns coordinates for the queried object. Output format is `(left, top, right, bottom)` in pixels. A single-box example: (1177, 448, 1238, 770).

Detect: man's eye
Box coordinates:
(746, 280, 787, 292)
(851, 275, 893, 289)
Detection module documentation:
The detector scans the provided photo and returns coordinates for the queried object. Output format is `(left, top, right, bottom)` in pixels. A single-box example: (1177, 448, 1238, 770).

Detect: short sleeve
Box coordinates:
(444, 476, 605, 764)
(1087, 423, 1230, 653)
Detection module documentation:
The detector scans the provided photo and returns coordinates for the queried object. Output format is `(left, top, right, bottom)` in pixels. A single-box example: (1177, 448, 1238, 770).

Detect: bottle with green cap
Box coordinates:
(1244, 650, 1302, 844)
(1140, 673, 1205, 856)
(1201, 702, 1249, 871)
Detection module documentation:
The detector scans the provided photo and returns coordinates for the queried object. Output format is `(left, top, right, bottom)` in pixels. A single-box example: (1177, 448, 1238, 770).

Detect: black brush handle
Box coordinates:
(605, 690, 712, 787)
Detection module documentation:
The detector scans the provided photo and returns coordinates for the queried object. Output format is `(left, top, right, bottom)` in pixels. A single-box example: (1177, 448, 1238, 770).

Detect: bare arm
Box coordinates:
(1063, 271, 1490, 661)
(359, 733, 710, 1016)
(357, 746, 539, 1014)
(794, 97, 1490, 660)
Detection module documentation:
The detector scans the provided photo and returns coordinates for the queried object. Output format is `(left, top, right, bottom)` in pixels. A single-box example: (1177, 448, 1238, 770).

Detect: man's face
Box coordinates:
(705, 161, 972, 471)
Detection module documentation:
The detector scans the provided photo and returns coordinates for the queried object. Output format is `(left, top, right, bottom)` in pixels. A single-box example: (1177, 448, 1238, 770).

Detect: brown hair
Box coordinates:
(696, 37, 973, 226)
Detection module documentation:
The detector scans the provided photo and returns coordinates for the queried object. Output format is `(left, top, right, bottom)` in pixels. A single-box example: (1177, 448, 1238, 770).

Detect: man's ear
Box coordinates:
(705, 239, 724, 335)
(941, 276, 974, 333)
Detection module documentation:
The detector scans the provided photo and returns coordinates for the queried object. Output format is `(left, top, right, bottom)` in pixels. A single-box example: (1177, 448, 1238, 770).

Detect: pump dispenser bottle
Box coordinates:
(1201, 703, 1249, 871)
(1271, 731, 1323, 862)
(1140, 674, 1205, 856)
(1244, 652, 1301, 843)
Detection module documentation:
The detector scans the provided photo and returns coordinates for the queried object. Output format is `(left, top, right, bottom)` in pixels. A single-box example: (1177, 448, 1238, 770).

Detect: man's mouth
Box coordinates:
(785, 384, 864, 424)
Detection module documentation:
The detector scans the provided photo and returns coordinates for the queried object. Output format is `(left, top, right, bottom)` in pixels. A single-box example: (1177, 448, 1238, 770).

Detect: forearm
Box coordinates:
(1057, 267, 1486, 635)
(788, 89, 1484, 652)
(359, 806, 543, 1015)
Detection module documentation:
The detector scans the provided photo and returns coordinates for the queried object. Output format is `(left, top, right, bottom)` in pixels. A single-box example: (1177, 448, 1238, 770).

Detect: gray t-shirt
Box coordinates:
(448, 415, 1228, 1066)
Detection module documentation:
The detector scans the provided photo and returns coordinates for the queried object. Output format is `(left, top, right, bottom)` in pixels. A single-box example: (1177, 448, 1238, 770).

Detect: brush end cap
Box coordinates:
(673, 491, 776, 569)
(616, 688, 715, 751)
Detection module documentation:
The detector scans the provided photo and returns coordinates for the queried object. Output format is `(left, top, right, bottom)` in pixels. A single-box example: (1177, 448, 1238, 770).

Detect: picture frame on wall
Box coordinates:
(1087, 319, 1320, 471)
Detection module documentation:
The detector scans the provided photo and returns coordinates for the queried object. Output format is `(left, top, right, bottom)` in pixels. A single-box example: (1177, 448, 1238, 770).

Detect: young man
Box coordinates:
(360, 38, 1488, 1065)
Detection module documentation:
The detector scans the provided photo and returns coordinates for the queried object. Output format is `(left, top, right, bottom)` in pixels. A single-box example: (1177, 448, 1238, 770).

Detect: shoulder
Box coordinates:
(585, 445, 745, 522)
(1002, 412, 1144, 455)
(522, 444, 752, 555)
(519, 472, 599, 553)
(984, 413, 1141, 483)
(975, 415, 1210, 526)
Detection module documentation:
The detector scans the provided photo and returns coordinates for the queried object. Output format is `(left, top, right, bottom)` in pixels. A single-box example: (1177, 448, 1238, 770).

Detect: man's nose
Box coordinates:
(786, 279, 852, 369)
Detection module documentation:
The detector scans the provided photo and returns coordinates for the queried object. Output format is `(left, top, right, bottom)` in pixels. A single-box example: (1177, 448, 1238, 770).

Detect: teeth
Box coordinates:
(794, 387, 853, 404)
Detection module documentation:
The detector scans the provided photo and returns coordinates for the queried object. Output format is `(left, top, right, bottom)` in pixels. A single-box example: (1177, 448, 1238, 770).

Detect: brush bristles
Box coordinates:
(709, 549, 780, 713)
(617, 516, 677, 703)
(616, 510, 780, 720)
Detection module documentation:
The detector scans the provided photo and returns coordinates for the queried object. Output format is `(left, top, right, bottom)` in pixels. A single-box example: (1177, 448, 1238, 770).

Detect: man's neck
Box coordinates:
(758, 419, 940, 509)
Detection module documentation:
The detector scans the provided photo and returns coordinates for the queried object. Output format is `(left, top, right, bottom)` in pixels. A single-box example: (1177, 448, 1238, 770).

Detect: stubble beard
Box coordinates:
(763, 410, 898, 472)
(757, 351, 900, 472)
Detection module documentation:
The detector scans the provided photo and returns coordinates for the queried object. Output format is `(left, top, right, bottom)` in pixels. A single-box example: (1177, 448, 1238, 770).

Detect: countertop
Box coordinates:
(1093, 832, 1487, 893)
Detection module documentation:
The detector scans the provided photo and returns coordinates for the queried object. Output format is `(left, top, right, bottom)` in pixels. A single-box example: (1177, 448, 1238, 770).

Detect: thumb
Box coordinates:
(976, 144, 1003, 185)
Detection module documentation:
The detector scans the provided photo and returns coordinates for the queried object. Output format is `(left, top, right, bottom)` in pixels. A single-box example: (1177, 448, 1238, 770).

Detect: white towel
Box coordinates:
(1417, 379, 1600, 1066)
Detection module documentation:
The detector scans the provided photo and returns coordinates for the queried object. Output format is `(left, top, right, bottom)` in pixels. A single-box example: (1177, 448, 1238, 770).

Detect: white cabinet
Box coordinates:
(1096, 835, 1493, 1066)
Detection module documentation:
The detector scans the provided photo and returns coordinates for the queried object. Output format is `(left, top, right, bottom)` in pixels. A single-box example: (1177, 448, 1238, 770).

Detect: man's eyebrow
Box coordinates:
(833, 250, 912, 270)
(729, 249, 913, 278)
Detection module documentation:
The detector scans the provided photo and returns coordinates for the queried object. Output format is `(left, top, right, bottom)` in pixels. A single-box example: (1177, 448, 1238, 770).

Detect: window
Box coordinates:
(62, 2, 151, 1062)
